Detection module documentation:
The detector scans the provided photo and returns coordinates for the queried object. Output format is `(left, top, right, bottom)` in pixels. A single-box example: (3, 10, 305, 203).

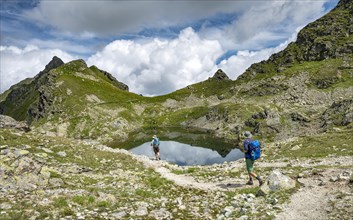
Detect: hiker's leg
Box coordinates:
(153, 147, 158, 159)
(246, 159, 254, 184)
(249, 172, 257, 178)
(246, 159, 254, 175)
(246, 160, 263, 185)
(156, 147, 160, 160)
(250, 172, 263, 186)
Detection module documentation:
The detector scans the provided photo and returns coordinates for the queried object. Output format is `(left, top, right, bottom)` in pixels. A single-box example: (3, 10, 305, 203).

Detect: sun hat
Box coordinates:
(243, 131, 252, 138)
(153, 135, 157, 138)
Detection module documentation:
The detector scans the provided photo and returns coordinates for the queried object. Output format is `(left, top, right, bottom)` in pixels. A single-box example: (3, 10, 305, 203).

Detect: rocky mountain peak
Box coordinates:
(0, 56, 131, 123)
(42, 56, 64, 74)
(212, 69, 230, 81)
(0, 56, 66, 122)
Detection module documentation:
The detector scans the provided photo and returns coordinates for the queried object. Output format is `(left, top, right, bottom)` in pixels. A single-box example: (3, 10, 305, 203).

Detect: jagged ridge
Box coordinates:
(239, 0, 353, 80)
(0, 57, 129, 123)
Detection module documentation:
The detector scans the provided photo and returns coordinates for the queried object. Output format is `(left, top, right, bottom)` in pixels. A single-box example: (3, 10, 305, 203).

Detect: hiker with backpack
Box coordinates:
(241, 131, 264, 186)
(151, 135, 160, 160)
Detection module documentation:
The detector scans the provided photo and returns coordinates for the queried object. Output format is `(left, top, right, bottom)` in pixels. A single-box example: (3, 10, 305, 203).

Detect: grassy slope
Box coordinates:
(25, 55, 351, 144)
(0, 128, 244, 219)
(1, 55, 352, 145)
(1, 122, 352, 219)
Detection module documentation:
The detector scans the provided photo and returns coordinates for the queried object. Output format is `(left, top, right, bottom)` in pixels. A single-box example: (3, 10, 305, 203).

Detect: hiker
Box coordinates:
(151, 135, 160, 160)
(241, 131, 263, 186)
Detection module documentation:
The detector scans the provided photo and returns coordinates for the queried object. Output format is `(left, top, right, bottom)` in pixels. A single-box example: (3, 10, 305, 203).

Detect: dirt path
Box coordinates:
(95, 144, 353, 219)
(95, 144, 235, 191)
(155, 164, 220, 191)
(95, 144, 352, 192)
(275, 168, 352, 220)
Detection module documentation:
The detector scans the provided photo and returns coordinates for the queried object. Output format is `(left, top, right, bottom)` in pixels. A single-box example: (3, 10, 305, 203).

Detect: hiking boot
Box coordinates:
(246, 180, 253, 185)
(259, 179, 264, 186)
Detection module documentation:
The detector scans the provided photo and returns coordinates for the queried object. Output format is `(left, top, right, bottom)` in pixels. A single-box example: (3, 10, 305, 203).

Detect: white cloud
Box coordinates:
(88, 28, 224, 96)
(1, 0, 337, 97)
(86, 26, 301, 96)
(0, 45, 75, 93)
(23, 0, 328, 48)
(23, 0, 250, 36)
(27, 39, 93, 55)
(217, 29, 300, 80)
(199, 1, 327, 51)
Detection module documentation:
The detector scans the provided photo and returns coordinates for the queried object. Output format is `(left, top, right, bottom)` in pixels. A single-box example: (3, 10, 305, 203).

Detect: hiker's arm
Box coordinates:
(242, 140, 249, 153)
(241, 148, 246, 153)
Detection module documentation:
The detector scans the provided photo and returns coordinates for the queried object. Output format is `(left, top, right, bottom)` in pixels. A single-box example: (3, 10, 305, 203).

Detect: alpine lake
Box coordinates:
(107, 127, 244, 166)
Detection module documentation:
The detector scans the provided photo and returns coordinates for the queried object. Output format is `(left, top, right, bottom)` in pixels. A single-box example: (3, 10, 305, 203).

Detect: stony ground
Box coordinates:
(0, 128, 352, 220)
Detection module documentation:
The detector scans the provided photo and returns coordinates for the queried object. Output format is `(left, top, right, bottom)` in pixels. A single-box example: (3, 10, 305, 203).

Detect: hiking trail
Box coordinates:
(96, 144, 353, 219)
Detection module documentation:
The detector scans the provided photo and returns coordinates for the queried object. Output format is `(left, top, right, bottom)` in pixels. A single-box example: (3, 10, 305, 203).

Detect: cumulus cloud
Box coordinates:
(26, 39, 93, 55)
(88, 28, 224, 96)
(23, 0, 250, 36)
(0, 45, 74, 93)
(199, 1, 327, 51)
(228, 1, 325, 43)
(217, 29, 300, 80)
(0, 25, 304, 97)
(1, 0, 337, 96)
(87, 26, 300, 96)
(22, 0, 328, 48)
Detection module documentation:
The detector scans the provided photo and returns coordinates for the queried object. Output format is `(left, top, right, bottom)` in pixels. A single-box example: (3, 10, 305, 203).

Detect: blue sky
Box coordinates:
(0, 0, 339, 96)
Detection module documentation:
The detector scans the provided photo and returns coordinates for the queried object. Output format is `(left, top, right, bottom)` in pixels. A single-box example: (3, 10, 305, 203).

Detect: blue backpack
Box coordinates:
(152, 138, 160, 147)
(249, 140, 261, 160)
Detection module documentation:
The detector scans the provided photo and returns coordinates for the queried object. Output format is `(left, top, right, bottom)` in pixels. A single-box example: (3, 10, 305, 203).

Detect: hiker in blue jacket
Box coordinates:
(151, 135, 160, 160)
(241, 131, 263, 186)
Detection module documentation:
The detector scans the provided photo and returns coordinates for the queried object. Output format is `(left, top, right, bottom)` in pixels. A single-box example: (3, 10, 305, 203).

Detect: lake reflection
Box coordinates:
(130, 141, 244, 166)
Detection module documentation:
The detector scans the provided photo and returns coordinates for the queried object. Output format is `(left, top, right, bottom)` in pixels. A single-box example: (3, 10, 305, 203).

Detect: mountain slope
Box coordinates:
(0, 1, 352, 219)
(0, 57, 142, 140)
(240, 0, 353, 80)
(0, 0, 352, 145)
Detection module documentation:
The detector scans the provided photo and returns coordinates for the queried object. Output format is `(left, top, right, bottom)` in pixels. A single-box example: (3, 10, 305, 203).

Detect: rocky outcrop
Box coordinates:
(0, 146, 51, 192)
(321, 97, 353, 127)
(27, 57, 66, 122)
(0, 56, 64, 122)
(97, 69, 129, 91)
(0, 115, 30, 131)
(206, 106, 229, 122)
(41, 56, 65, 74)
(243, 83, 289, 96)
(212, 69, 230, 81)
(290, 112, 311, 124)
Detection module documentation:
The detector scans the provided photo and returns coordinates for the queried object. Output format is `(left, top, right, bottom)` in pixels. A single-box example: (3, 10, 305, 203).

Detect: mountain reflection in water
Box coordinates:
(130, 141, 244, 166)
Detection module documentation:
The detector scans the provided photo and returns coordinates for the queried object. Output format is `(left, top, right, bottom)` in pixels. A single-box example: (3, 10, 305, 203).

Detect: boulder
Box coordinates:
(0, 115, 30, 131)
(257, 170, 296, 196)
